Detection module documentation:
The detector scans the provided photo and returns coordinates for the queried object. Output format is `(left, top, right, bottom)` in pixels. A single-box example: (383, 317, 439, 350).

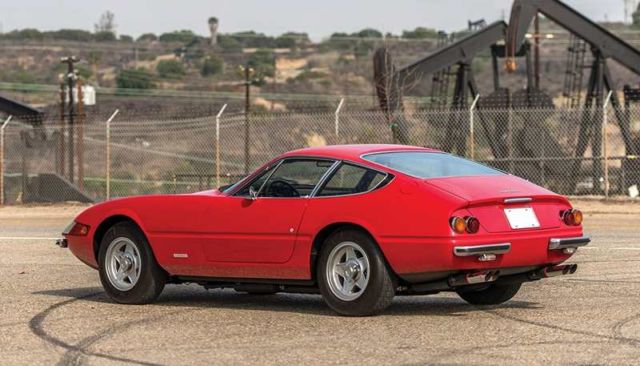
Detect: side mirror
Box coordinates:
(248, 186, 259, 200)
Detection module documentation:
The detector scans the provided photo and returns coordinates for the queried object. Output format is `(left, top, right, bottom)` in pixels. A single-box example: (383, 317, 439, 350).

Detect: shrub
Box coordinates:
(156, 59, 186, 79)
(116, 68, 154, 89)
(201, 55, 224, 77)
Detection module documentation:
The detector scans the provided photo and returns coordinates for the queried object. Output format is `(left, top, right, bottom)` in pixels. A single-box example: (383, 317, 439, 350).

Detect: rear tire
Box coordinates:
(98, 222, 166, 304)
(456, 283, 521, 305)
(317, 229, 395, 316)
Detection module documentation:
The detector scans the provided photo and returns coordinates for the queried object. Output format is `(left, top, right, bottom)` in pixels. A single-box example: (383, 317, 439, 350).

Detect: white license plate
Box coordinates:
(504, 207, 540, 229)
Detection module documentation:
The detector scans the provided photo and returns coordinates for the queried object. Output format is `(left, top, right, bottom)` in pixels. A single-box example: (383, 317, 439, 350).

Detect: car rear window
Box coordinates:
(316, 163, 386, 197)
(363, 152, 503, 179)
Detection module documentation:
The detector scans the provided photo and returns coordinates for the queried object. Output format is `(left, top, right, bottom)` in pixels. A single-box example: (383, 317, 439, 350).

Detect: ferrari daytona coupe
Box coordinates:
(58, 144, 589, 316)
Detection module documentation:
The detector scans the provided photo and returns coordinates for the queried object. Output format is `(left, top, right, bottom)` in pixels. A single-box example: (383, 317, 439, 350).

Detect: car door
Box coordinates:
(203, 158, 336, 264)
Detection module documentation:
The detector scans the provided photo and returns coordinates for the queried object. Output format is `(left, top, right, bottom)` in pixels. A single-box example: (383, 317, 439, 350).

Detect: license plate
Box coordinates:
(504, 207, 540, 229)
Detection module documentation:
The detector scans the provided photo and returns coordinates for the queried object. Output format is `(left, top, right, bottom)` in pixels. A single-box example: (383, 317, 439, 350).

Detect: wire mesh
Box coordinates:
(1, 101, 640, 205)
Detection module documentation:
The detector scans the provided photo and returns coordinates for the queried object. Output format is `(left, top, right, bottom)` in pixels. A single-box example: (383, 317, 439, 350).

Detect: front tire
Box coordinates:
(456, 283, 521, 305)
(98, 222, 166, 304)
(317, 229, 395, 316)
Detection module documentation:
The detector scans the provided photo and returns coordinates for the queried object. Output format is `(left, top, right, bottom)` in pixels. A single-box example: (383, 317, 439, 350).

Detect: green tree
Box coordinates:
(248, 48, 275, 78)
(402, 27, 438, 39)
(275, 32, 310, 49)
(137, 33, 157, 42)
(159, 30, 198, 43)
(156, 59, 186, 79)
(230, 31, 275, 48)
(45, 29, 93, 41)
(217, 35, 242, 52)
(116, 68, 154, 89)
(119, 34, 134, 42)
(355, 28, 383, 38)
(201, 55, 224, 76)
(1, 28, 42, 40)
(326, 32, 353, 51)
(95, 11, 116, 33)
(95, 31, 116, 42)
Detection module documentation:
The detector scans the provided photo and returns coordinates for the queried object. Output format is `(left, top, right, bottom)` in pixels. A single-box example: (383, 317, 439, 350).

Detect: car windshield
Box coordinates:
(363, 151, 504, 179)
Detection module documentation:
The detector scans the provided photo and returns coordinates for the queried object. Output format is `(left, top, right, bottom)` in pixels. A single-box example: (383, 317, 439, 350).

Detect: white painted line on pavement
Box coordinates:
(580, 247, 640, 251)
(0, 237, 59, 240)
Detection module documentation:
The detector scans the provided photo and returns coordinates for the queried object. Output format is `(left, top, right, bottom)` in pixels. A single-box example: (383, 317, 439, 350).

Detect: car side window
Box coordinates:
(316, 163, 386, 197)
(260, 159, 335, 198)
(235, 164, 277, 197)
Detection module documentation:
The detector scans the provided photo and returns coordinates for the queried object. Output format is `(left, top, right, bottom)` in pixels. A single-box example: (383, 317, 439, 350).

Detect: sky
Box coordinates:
(0, 0, 629, 41)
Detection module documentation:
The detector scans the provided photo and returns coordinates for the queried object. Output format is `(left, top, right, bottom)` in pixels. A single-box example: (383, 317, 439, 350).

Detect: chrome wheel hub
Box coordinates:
(326, 241, 370, 301)
(105, 237, 142, 291)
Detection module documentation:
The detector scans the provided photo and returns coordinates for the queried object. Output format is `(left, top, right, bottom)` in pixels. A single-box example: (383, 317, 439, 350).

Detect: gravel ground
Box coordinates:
(0, 200, 639, 365)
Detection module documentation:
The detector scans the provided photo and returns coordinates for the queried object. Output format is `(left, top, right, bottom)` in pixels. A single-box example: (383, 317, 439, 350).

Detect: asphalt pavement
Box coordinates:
(0, 204, 639, 365)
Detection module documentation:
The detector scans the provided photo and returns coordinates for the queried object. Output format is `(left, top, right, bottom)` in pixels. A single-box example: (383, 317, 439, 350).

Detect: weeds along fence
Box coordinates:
(1, 99, 639, 204)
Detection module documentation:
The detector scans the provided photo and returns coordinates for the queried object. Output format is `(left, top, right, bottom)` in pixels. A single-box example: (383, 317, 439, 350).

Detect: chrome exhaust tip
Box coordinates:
(532, 264, 578, 279)
(448, 270, 500, 287)
(55, 238, 68, 248)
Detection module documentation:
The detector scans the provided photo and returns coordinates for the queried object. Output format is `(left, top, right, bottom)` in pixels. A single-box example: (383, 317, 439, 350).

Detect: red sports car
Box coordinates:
(58, 144, 589, 316)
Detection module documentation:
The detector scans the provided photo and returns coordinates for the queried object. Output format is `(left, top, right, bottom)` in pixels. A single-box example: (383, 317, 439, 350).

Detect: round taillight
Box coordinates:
(450, 216, 466, 234)
(572, 209, 583, 225)
(562, 209, 583, 226)
(465, 216, 480, 233)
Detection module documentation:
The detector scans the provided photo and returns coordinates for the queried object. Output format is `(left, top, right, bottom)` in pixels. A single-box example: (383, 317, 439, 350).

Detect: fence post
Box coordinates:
(603, 90, 613, 198)
(334, 98, 345, 141)
(215, 104, 227, 189)
(469, 94, 480, 159)
(105, 109, 119, 201)
(0, 116, 13, 206)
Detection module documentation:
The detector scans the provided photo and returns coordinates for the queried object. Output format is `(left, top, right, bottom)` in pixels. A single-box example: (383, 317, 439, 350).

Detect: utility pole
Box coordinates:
(61, 56, 78, 183)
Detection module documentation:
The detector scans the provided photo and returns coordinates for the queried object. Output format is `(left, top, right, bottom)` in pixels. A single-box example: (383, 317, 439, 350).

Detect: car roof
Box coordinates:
(282, 144, 439, 161)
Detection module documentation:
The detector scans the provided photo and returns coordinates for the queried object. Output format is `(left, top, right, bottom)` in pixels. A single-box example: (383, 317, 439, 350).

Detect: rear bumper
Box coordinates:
(549, 236, 590, 250)
(453, 242, 511, 261)
(379, 228, 587, 283)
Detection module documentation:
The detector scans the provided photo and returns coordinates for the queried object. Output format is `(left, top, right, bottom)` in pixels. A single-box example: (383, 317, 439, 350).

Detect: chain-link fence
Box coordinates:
(1, 98, 639, 205)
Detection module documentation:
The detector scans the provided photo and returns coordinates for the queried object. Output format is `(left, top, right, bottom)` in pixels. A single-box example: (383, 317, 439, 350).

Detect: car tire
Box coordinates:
(98, 221, 167, 304)
(456, 283, 521, 305)
(317, 229, 395, 316)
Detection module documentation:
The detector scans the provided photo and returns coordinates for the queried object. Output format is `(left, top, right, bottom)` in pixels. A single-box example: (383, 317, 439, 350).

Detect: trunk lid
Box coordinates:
(426, 175, 568, 232)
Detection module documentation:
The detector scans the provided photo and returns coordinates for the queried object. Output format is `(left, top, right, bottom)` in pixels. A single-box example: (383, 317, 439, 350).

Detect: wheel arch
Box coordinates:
(310, 222, 398, 283)
(93, 215, 145, 263)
